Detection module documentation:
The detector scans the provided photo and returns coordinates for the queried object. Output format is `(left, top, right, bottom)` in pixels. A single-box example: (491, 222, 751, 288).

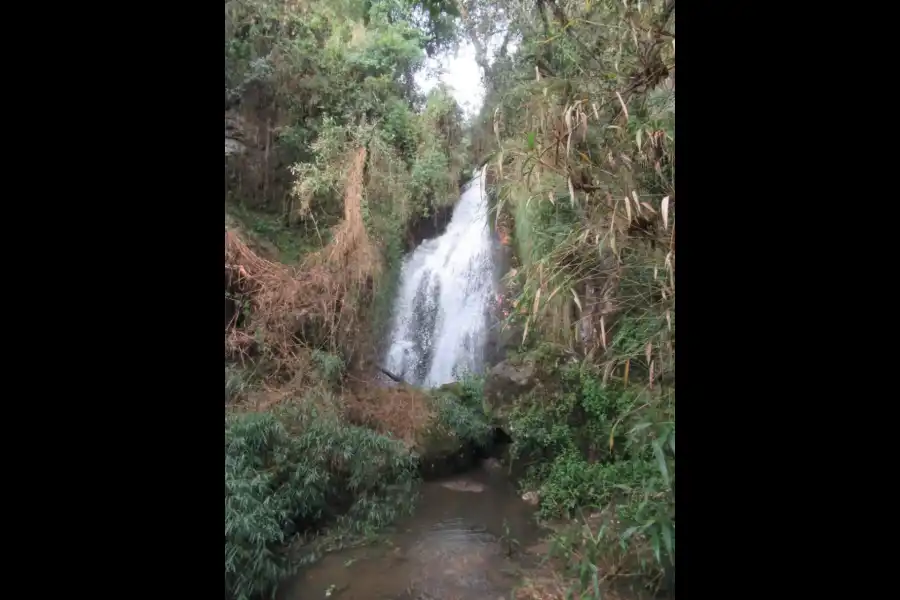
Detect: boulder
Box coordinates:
(415, 423, 478, 479)
(436, 381, 463, 397)
(224, 111, 248, 157)
(413, 391, 487, 479)
(481, 457, 503, 472)
(482, 359, 537, 427)
(490, 360, 536, 386)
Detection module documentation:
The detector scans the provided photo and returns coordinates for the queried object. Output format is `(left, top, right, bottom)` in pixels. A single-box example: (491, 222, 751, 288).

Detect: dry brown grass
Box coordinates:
(226, 373, 435, 446)
(343, 384, 434, 447)
(515, 575, 568, 600)
(233, 381, 347, 421)
(225, 145, 382, 375)
(225, 144, 405, 428)
(304, 146, 382, 288)
(225, 228, 337, 360)
(515, 563, 627, 600)
(515, 578, 624, 600)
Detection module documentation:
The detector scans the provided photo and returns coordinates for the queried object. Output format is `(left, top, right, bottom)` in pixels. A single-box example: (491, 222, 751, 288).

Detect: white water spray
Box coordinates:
(384, 167, 496, 387)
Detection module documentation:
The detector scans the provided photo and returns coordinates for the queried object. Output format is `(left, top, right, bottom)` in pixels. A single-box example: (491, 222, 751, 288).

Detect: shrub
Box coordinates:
(507, 362, 674, 594)
(224, 402, 418, 600)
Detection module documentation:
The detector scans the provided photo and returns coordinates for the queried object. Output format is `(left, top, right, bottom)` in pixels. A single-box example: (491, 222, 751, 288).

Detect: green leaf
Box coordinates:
(526, 131, 536, 150)
(650, 530, 662, 564)
(652, 439, 670, 486)
(661, 521, 674, 557)
(629, 422, 652, 435)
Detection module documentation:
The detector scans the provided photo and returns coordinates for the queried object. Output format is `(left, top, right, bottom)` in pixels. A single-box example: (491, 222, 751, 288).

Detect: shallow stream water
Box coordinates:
(279, 462, 544, 600)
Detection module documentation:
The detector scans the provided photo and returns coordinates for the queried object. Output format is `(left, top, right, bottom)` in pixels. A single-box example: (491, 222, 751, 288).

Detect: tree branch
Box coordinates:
(378, 365, 404, 383)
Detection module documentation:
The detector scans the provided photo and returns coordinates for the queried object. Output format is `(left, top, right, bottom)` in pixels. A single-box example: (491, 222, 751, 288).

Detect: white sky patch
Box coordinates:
(415, 27, 519, 119)
(415, 41, 484, 118)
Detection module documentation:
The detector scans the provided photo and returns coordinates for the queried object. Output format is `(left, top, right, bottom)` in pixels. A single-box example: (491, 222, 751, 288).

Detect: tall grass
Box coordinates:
(472, 0, 675, 595)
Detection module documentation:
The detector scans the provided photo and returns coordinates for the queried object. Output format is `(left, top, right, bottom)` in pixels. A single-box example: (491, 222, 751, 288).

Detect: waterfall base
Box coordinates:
(419, 427, 512, 480)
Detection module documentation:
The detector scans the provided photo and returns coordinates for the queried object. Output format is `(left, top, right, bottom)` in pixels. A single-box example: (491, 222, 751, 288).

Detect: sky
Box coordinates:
(415, 28, 519, 119)
(415, 41, 485, 118)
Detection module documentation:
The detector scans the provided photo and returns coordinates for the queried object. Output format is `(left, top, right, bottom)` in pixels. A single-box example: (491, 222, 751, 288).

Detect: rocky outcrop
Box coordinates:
(396, 358, 553, 478)
(225, 138, 246, 156)
(432, 359, 540, 432)
(415, 422, 480, 479)
(225, 112, 248, 157)
(403, 202, 455, 252)
(482, 359, 537, 428)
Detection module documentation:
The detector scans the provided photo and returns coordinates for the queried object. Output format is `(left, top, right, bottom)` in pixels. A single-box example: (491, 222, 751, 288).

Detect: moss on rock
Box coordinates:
(414, 388, 493, 478)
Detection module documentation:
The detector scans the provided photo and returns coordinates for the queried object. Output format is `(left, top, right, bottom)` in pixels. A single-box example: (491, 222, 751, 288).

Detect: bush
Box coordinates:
(224, 403, 418, 600)
(506, 361, 674, 594)
(430, 389, 492, 448)
(311, 350, 345, 385)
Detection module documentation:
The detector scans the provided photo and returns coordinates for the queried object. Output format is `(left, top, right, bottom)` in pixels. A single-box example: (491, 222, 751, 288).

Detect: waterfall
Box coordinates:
(384, 167, 497, 387)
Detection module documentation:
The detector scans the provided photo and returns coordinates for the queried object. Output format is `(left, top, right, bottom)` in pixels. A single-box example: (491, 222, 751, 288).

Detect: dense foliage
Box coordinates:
(225, 0, 468, 254)
(224, 0, 675, 598)
(461, 0, 676, 595)
(225, 400, 418, 600)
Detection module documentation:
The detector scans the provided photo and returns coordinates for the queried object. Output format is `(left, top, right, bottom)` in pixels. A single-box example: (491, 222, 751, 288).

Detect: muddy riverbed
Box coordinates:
(278, 461, 545, 600)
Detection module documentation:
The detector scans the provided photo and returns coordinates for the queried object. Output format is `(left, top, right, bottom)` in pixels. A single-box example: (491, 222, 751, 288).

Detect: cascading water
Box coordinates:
(385, 167, 497, 387)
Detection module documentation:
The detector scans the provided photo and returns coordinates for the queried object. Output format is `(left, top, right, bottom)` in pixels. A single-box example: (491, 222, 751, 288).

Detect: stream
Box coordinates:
(279, 463, 544, 600)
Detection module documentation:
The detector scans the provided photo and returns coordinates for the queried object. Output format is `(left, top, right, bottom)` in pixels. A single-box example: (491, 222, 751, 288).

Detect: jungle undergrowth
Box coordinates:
(505, 354, 674, 596)
(225, 399, 420, 600)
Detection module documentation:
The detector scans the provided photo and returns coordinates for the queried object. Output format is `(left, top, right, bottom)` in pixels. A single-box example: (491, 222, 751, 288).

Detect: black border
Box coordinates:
(677, 3, 795, 597)
(94, 2, 219, 593)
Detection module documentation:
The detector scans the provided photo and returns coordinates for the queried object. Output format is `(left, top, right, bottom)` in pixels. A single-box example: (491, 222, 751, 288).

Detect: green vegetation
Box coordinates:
(226, 202, 325, 264)
(460, 0, 675, 596)
(224, 0, 674, 599)
(225, 0, 468, 268)
(430, 388, 493, 448)
(224, 3, 483, 599)
(507, 355, 674, 594)
(225, 401, 419, 600)
(223, 357, 490, 600)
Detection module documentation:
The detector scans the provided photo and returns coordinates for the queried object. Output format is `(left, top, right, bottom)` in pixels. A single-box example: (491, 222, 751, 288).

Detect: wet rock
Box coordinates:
(416, 425, 478, 479)
(404, 203, 455, 252)
(439, 479, 486, 493)
(414, 388, 495, 479)
(521, 491, 540, 505)
(482, 360, 537, 427)
(482, 457, 503, 472)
